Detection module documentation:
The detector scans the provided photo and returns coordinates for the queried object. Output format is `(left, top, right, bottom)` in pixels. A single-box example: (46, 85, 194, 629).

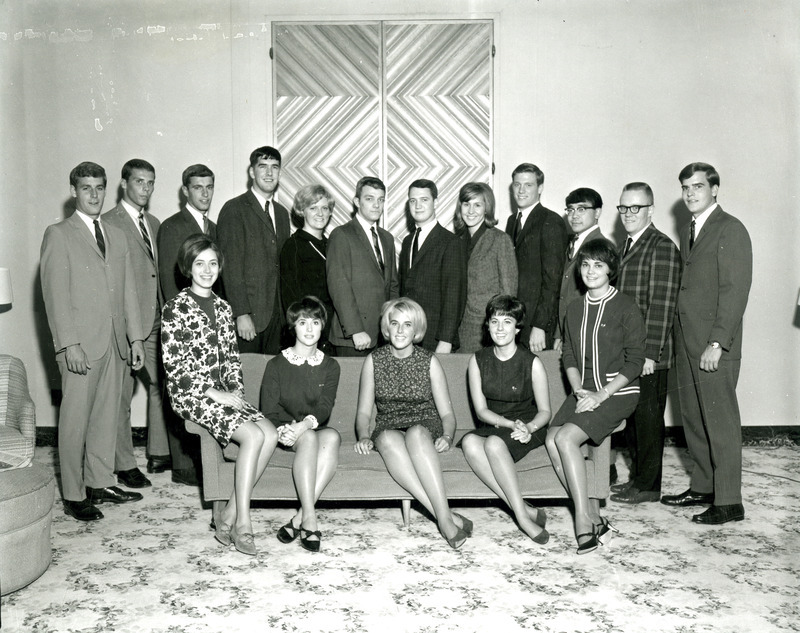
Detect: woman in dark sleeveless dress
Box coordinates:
(460, 295, 551, 544)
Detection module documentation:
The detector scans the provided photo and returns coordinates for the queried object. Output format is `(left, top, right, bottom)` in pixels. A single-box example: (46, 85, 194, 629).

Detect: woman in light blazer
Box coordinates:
(454, 183, 518, 353)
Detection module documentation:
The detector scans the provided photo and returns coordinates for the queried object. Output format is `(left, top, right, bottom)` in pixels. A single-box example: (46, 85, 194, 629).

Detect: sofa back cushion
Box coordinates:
(240, 350, 568, 444)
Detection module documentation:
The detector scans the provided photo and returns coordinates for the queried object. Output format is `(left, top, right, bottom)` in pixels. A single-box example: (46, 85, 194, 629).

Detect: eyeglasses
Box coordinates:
(616, 205, 652, 215)
(565, 206, 594, 215)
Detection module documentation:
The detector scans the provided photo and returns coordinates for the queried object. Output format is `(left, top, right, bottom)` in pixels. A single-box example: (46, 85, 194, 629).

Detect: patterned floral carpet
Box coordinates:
(1, 445, 798, 633)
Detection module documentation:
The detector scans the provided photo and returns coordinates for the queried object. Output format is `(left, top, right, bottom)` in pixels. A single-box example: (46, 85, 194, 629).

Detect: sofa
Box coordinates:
(187, 351, 618, 528)
(0, 355, 55, 596)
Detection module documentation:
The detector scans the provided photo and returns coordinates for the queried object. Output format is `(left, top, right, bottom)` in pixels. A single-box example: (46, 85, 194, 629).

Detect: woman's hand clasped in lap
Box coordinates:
(207, 388, 245, 411)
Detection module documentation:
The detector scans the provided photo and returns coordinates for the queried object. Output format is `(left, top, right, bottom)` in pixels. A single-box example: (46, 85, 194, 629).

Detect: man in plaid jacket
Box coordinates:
(610, 182, 681, 504)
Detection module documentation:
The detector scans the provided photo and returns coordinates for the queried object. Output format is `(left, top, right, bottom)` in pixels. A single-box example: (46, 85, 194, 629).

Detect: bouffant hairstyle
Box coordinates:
(380, 298, 427, 344)
(286, 295, 328, 329)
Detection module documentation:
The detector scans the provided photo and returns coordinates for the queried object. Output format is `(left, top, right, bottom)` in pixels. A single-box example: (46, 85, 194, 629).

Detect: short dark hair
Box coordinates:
(177, 234, 223, 278)
(291, 184, 335, 229)
(484, 294, 526, 327)
(678, 162, 720, 188)
(408, 179, 438, 200)
(286, 295, 328, 329)
(511, 163, 544, 186)
(182, 164, 215, 187)
(355, 176, 386, 199)
(576, 239, 620, 283)
(249, 146, 282, 169)
(453, 182, 497, 231)
(565, 187, 603, 209)
(69, 162, 106, 188)
(121, 159, 155, 181)
(621, 182, 654, 204)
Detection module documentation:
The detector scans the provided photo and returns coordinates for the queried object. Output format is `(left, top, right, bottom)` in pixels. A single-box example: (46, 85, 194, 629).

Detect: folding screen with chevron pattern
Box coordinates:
(273, 21, 493, 252)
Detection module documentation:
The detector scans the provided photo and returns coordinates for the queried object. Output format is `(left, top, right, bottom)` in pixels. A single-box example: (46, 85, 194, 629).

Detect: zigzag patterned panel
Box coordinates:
(384, 22, 492, 246)
(274, 24, 381, 228)
(273, 21, 492, 250)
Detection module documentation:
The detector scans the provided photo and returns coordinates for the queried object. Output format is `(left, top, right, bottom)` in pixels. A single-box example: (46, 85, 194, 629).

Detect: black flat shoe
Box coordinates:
(277, 520, 300, 544)
(63, 499, 103, 521)
(115, 468, 152, 489)
(146, 455, 172, 473)
(86, 486, 143, 504)
(299, 528, 321, 552)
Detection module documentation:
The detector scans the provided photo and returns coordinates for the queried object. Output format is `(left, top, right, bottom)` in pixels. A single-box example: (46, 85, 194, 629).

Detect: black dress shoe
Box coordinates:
(611, 487, 661, 504)
(660, 488, 714, 507)
(146, 455, 172, 474)
(116, 468, 152, 488)
(87, 486, 143, 504)
(692, 503, 745, 525)
(64, 499, 104, 521)
(171, 469, 199, 486)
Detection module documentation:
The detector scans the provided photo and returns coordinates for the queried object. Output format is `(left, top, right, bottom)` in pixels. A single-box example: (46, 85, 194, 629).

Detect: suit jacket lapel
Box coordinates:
(246, 190, 275, 234)
(413, 223, 441, 265)
(351, 219, 383, 274)
(70, 212, 105, 259)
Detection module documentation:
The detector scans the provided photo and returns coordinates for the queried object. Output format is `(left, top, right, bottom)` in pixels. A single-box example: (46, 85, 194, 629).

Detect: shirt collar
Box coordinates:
(692, 202, 717, 236)
(185, 203, 206, 230)
(121, 198, 143, 220)
(627, 222, 651, 246)
(282, 347, 324, 366)
(75, 209, 100, 232)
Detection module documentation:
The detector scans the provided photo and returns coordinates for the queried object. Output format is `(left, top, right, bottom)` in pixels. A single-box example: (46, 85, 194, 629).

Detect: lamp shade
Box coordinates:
(0, 268, 12, 304)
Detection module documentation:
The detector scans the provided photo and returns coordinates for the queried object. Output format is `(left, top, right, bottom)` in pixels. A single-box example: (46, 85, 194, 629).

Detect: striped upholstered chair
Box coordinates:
(0, 354, 36, 469)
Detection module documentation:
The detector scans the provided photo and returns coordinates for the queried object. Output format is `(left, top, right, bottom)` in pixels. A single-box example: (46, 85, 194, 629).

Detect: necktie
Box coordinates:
(411, 227, 421, 266)
(370, 226, 385, 273)
(202, 213, 209, 235)
(138, 211, 154, 262)
(93, 219, 106, 258)
(568, 235, 577, 260)
(264, 201, 275, 233)
(512, 211, 522, 243)
(689, 219, 696, 250)
(622, 236, 633, 259)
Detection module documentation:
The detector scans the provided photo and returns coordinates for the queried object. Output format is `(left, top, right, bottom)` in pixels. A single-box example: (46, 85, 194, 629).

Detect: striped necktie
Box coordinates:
(93, 219, 106, 258)
(138, 211, 154, 262)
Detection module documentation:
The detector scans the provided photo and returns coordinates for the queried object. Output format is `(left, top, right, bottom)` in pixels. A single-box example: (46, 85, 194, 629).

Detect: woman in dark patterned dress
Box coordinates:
(460, 295, 551, 544)
(161, 235, 278, 556)
(545, 239, 645, 555)
(260, 296, 341, 552)
(353, 298, 472, 549)
(279, 184, 335, 353)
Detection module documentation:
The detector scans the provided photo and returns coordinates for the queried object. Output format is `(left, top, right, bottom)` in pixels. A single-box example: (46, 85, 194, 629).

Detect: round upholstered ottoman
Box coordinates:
(0, 462, 55, 595)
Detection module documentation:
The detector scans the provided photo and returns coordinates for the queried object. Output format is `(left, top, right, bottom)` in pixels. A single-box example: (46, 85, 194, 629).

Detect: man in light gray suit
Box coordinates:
(103, 159, 169, 488)
(41, 162, 145, 521)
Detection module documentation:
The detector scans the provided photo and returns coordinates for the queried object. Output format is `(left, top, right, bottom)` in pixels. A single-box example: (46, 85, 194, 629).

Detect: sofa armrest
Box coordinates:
(586, 420, 626, 500)
(184, 420, 225, 499)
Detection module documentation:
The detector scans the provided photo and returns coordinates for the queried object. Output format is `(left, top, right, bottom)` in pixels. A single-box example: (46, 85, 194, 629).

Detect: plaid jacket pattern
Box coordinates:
(617, 223, 681, 370)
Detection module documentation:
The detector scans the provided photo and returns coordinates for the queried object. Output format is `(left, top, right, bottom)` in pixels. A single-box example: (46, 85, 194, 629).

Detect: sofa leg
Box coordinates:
(401, 499, 411, 527)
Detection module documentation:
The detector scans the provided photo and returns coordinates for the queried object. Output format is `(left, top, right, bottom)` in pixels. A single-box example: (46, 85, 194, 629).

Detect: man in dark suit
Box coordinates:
(41, 162, 145, 521)
(157, 164, 218, 303)
(217, 146, 291, 354)
(553, 188, 608, 351)
(327, 176, 399, 356)
(662, 163, 752, 525)
(505, 164, 567, 351)
(155, 164, 218, 485)
(103, 159, 168, 489)
(610, 182, 681, 504)
(399, 179, 466, 352)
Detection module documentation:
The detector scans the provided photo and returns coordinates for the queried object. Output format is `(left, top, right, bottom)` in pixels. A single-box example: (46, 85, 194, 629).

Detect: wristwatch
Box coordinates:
(710, 341, 720, 350)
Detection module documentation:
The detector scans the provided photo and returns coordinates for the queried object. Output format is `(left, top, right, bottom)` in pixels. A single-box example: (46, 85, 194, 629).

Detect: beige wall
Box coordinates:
(1, 0, 798, 428)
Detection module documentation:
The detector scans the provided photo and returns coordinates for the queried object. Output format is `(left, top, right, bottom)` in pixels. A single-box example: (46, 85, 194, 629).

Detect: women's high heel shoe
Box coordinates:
(442, 525, 469, 550)
(576, 526, 600, 555)
(524, 501, 547, 529)
(453, 513, 473, 537)
(596, 516, 618, 546)
(230, 525, 257, 556)
(214, 521, 232, 547)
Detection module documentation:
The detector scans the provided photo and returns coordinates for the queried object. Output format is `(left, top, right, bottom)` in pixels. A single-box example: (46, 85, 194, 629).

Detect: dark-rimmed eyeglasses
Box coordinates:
(616, 204, 652, 215)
